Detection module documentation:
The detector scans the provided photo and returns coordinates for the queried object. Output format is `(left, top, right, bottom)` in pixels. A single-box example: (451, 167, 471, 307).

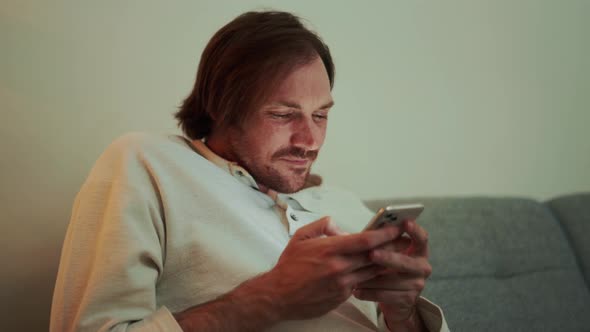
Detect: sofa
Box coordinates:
(364, 193, 590, 331)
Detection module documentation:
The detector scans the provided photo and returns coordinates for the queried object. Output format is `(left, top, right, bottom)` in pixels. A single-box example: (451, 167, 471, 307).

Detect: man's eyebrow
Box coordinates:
(270, 100, 335, 110)
(319, 100, 335, 110)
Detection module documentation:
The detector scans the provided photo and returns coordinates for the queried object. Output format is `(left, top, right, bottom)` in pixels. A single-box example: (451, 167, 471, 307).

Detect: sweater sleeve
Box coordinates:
(50, 135, 183, 332)
(377, 297, 450, 332)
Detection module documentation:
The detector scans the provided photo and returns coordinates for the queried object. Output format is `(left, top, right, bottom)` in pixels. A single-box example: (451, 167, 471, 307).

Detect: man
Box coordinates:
(51, 11, 448, 332)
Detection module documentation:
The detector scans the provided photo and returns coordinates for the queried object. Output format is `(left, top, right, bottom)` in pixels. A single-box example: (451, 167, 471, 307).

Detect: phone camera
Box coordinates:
(385, 213, 397, 220)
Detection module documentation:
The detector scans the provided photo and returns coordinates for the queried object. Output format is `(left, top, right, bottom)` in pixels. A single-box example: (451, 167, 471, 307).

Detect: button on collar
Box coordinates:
(228, 164, 259, 189)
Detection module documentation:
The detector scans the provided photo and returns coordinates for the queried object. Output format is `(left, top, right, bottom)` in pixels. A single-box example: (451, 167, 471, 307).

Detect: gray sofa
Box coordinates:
(365, 193, 590, 331)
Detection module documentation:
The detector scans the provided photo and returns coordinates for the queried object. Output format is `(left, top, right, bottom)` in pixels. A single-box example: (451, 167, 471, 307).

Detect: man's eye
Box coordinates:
(270, 113, 291, 119)
(313, 114, 328, 120)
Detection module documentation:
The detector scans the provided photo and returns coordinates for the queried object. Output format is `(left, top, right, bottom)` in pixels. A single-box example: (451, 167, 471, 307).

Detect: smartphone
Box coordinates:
(363, 203, 424, 231)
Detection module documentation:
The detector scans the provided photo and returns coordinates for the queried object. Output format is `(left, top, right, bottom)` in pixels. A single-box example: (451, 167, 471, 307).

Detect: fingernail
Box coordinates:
(405, 220, 413, 231)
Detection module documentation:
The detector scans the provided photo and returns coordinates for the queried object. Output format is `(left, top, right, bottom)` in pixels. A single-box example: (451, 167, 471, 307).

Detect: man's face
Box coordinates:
(227, 57, 333, 193)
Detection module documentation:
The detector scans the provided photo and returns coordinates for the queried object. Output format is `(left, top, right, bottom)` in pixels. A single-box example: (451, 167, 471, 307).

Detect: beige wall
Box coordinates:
(1, 1, 588, 330)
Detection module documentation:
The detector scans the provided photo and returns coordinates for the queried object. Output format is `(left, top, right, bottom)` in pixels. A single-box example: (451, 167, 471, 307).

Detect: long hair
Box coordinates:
(175, 11, 335, 139)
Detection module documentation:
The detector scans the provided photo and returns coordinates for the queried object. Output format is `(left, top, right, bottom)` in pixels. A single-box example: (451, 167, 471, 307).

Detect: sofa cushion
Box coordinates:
(364, 197, 590, 331)
(546, 193, 590, 285)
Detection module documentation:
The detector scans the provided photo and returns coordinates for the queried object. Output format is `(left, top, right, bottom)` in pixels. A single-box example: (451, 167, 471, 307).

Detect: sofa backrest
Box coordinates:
(364, 196, 590, 331)
(546, 193, 590, 286)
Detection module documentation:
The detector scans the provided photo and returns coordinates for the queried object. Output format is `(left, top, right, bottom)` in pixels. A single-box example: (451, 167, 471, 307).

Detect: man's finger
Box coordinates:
(353, 288, 419, 306)
(330, 253, 375, 274)
(356, 274, 426, 291)
(376, 235, 412, 253)
(321, 226, 403, 255)
(404, 220, 429, 257)
(370, 250, 431, 277)
(293, 216, 342, 240)
(343, 265, 387, 286)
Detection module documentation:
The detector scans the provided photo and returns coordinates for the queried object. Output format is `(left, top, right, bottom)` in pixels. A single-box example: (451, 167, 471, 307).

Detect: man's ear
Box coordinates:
(303, 174, 322, 189)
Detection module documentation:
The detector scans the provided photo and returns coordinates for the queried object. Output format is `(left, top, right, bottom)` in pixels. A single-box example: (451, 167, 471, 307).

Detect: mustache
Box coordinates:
(273, 147, 318, 161)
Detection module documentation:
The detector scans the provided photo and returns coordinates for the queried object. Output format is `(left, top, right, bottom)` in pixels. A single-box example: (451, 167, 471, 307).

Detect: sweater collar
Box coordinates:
(189, 138, 275, 193)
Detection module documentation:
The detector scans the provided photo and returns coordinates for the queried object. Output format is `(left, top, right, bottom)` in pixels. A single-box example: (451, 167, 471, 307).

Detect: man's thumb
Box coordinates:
(293, 216, 347, 240)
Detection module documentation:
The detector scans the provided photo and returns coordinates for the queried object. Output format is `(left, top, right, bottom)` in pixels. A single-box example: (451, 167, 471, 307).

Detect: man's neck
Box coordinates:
(197, 135, 271, 193)
(203, 131, 236, 163)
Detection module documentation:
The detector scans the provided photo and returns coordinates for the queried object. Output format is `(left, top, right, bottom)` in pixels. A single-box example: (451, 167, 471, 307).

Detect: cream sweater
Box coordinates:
(50, 133, 448, 332)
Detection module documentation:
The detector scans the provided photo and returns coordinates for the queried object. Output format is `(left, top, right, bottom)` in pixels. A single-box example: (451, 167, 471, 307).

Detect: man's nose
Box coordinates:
(290, 117, 322, 151)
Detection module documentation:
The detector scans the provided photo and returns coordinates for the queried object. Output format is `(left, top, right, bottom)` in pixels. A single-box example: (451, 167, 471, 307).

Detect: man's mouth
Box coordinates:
(273, 147, 318, 165)
(279, 158, 311, 166)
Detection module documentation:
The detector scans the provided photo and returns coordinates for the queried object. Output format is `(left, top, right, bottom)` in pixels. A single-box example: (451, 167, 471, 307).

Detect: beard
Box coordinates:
(228, 134, 318, 194)
(250, 160, 311, 194)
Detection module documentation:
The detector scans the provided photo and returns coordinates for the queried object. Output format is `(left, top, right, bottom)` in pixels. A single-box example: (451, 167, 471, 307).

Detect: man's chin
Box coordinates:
(267, 173, 309, 194)
(276, 178, 307, 194)
(251, 164, 312, 193)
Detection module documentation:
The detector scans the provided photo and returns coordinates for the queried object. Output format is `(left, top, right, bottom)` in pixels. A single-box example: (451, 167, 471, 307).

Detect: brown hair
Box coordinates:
(175, 10, 335, 139)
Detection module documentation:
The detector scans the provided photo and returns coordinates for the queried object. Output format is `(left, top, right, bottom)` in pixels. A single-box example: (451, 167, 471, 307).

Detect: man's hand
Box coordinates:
(174, 217, 402, 331)
(353, 220, 432, 331)
(259, 216, 402, 320)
